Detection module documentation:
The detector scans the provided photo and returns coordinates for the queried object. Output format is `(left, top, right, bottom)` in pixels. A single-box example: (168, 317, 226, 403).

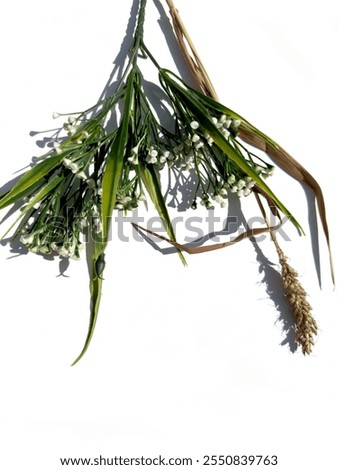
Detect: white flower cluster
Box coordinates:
(20, 231, 84, 260)
(50, 238, 84, 260)
(224, 174, 255, 197)
(53, 113, 90, 146)
(115, 193, 146, 211)
(127, 144, 172, 167)
(63, 158, 89, 182)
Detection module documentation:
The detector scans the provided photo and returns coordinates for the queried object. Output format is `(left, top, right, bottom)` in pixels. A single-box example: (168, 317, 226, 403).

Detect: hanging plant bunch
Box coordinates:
(0, 0, 333, 363)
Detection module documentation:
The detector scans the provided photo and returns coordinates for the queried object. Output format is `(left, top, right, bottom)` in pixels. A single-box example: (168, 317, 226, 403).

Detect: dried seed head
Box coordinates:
(276, 244, 318, 355)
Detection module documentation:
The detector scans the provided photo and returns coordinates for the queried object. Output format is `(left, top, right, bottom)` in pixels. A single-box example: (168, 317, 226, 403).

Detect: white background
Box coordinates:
(1, 1, 338, 469)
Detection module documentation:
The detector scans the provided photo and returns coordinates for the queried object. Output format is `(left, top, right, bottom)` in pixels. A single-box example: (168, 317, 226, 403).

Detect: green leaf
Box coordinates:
(71, 276, 103, 366)
(160, 69, 279, 150)
(1, 175, 63, 239)
(73, 70, 136, 365)
(160, 70, 302, 232)
(100, 70, 135, 250)
(141, 164, 187, 266)
(0, 153, 64, 209)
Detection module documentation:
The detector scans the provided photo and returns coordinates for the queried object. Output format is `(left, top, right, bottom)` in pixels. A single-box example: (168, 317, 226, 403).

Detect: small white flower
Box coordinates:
(63, 158, 72, 168)
(159, 155, 167, 164)
(20, 233, 35, 245)
(39, 245, 50, 254)
(97, 188, 103, 196)
(220, 201, 227, 208)
(207, 137, 214, 145)
(130, 145, 139, 155)
(232, 119, 241, 129)
(223, 119, 232, 129)
(243, 188, 251, 196)
(227, 174, 236, 184)
(127, 154, 139, 165)
(82, 131, 90, 140)
(76, 171, 87, 180)
(237, 189, 244, 197)
(194, 141, 204, 149)
(53, 142, 62, 154)
(58, 246, 69, 257)
(148, 148, 158, 158)
(219, 114, 227, 123)
(146, 154, 157, 164)
(138, 194, 147, 202)
(190, 121, 199, 130)
(67, 126, 77, 136)
(69, 162, 79, 173)
(33, 201, 41, 210)
(211, 117, 218, 125)
(115, 203, 123, 210)
(191, 134, 200, 143)
(214, 194, 224, 204)
(68, 116, 76, 124)
(244, 176, 252, 183)
(120, 196, 132, 206)
(219, 188, 227, 196)
(52, 112, 61, 119)
(237, 179, 245, 189)
(247, 181, 256, 189)
(230, 185, 238, 193)
(222, 129, 230, 139)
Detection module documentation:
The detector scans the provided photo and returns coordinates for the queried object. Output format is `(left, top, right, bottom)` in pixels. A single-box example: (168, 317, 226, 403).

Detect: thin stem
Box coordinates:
(141, 42, 161, 69)
(131, 0, 148, 66)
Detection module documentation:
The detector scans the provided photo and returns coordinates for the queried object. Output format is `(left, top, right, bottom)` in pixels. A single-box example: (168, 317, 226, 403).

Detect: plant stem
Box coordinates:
(131, 0, 148, 66)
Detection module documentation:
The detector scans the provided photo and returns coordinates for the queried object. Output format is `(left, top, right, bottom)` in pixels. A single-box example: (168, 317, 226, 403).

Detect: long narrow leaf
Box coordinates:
(0, 153, 64, 209)
(160, 70, 303, 233)
(1, 175, 63, 239)
(73, 71, 136, 364)
(141, 164, 187, 266)
(72, 276, 103, 366)
(101, 71, 135, 248)
(160, 69, 279, 150)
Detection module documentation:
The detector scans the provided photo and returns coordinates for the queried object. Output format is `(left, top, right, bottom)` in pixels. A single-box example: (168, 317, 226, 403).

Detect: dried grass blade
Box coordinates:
(240, 123, 335, 285)
(165, 0, 218, 99)
(132, 220, 281, 255)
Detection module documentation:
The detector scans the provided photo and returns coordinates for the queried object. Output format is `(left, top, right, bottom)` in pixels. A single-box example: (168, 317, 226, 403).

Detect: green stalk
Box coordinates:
(72, 0, 149, 365)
